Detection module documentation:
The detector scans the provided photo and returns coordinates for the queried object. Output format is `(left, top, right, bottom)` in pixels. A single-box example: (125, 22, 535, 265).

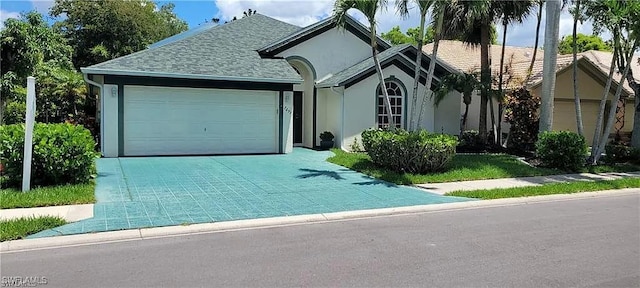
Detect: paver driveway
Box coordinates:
(30, 149, 470, 238)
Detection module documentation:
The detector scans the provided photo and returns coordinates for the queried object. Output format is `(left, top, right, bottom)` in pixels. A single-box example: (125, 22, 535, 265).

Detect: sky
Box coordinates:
(1, 0, 608, 48)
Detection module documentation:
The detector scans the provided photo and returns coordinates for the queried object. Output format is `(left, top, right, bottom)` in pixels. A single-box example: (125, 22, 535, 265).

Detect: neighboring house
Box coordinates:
(82, 14, 458, 157)
(423, 40, 637, 144)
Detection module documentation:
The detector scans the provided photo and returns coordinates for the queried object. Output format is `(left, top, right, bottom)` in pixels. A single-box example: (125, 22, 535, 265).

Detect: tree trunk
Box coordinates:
(572, 0, 584, 136)
(479, 23, 491, 144)
(539, 0, 561, 133)
(497, 23, 508, 146)
(525, 2, 543, 84)
(594, 45, 635, 163)
(410, 11, 427, 131)
(461, 102, 470, 135)
(589, 45, 618, 163)
(627, 70, 640, 148)
(417, 9, 443, 129)
(371, 27, 395, 128)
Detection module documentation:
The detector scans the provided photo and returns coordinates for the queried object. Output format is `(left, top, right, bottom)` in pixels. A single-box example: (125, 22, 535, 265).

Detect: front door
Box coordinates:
(293, 91, 303, 144)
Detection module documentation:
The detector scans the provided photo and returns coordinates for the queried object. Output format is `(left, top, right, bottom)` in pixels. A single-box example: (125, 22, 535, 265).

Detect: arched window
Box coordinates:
(376, 81, 403, 129)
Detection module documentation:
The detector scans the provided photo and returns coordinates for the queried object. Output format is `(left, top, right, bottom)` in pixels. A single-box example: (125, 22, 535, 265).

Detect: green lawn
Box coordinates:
(0, 216, 66, 242)
(327, 149, 561, 185)
(327, 149, 640, 185)
(0, 183, 95, 209)
(446, 177, 640, 199)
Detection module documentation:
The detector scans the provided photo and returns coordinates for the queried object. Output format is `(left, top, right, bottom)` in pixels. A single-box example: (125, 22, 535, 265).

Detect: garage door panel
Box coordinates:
(123, 86, 278, 156)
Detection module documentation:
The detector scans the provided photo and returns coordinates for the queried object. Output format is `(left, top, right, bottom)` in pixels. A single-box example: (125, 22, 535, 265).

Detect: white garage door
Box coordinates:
(123, 86, 278, 156)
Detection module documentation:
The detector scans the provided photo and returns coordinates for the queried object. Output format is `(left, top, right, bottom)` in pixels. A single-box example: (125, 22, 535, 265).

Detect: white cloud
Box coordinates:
(0, 10, 20, 29)
(214, 0, 418, 31)
(213, 0, 613, 48)
(214, 0, 333, 27)
(30, 0, 54, 15)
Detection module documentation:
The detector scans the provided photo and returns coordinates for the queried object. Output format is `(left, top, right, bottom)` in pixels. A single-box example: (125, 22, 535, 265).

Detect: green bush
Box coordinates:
(505, 88, 540, 152)
(361, 128, 458, 174)
(0, 123, 97, 188)
(631, 148, 640, 165)
(535, 131, 587, 172)
(2, 101, 27, 125)
(457, 130, 483, 152)
(603, 144, 632, 164)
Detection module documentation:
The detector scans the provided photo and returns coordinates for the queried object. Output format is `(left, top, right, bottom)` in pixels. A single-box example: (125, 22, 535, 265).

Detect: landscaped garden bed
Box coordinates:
(328, 149, 561, 185)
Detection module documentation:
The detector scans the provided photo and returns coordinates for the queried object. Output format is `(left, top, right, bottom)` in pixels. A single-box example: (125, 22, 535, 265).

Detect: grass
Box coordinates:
(0, 182, 95, 209)
(0, 216, 66, 242)
(445, 177, 640, 199)
(327, 149, 562, 185)
(581, 163, 640, 173)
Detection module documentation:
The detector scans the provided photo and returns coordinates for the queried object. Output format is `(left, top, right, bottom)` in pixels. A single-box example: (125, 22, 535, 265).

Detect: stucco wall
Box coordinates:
(102, 84, 119, 158)
(530, 66, 635, 143)
(434, 90, 463, 135)
(319, 87, 343, 149)
(464, 90, 501, 133)
(276, 28, 372, 80)
(341, 65, 441, 150)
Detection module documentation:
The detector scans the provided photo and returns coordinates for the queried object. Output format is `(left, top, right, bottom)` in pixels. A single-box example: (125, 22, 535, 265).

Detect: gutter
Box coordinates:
(80, 68, 303, 85)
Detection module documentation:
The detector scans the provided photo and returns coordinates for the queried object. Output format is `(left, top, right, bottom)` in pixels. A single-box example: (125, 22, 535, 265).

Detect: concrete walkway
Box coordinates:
(0, 204, 94, 222)
(415, 171, 640, 195)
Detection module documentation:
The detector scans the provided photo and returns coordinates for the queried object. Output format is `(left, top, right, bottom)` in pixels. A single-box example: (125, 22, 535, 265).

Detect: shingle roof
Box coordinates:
(82, 14, 304, 83)
(315, 44, 412, 88)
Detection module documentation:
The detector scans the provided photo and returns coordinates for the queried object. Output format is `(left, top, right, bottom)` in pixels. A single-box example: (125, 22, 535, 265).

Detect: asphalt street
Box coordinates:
(2, 193, 639, 287)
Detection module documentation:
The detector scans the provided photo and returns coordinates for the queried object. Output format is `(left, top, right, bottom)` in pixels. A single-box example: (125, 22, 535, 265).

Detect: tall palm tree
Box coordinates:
(333, 0, 396, 128)
(396, 0, 436, 130)
(525, 0, 544, 83)
(443, 0, 498, 144)
(496, 0, 534, 144)
(417, 1, 445, 129)
(538, 0, 562, 133)
(571, 0, 585, 136)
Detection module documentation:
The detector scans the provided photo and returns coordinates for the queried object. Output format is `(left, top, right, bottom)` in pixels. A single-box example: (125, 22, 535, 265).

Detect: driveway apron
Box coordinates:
(29, 149, 471, 238)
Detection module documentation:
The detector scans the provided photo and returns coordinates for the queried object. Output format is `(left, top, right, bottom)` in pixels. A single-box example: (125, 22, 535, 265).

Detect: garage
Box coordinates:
(123, 86, 279, 156)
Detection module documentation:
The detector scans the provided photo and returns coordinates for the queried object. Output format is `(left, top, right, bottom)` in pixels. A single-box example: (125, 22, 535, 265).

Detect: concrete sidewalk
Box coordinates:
(415, 171, 640, 195)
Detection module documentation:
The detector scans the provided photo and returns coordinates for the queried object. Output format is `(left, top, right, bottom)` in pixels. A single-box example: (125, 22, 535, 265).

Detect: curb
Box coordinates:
(2, 188, 638, 253)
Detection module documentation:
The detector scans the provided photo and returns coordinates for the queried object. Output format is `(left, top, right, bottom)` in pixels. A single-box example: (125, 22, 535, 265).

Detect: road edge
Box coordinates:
(2, 188, 638, 253)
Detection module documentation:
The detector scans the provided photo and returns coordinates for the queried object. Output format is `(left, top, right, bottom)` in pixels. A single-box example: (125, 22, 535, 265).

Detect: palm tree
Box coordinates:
(433, 72, 480, 134)
(417, 1, 445, 129)
(571, 0, 585, 136)
(442, 0, 499, 144)
(584, 0, 640, 160)
(395, 0, 435, 130)
(496, 0, 534, 144)
(333, 0, 395, 128)
(538, 0, 562, 133)
(525, 0, 544, 83)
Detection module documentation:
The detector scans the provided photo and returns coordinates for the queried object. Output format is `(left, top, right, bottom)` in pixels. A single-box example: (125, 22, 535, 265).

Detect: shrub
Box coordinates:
(3, 101, 27, 125)
(604, 144, 640, 165)
(349, 137, 365, 153)
(361, 128, 458, 174)
(535, 131, 587, 172)
(505, 88, 540, 152)
(457, 130, 483, 152)
(0, 123, 97, 188)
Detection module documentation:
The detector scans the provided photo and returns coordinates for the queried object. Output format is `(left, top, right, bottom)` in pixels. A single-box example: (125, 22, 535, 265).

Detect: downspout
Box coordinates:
(83, 73, 104, 154)
(330, 85, 345, 150)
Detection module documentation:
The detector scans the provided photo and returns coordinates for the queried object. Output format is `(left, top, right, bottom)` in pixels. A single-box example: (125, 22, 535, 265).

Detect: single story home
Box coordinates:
(423, 40, 637, 143)
(82, 13, 459, 157)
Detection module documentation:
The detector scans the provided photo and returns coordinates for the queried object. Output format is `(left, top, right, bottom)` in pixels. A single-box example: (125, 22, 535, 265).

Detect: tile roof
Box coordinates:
(82, 14, 303, 83)
(423, 40, 639, 96)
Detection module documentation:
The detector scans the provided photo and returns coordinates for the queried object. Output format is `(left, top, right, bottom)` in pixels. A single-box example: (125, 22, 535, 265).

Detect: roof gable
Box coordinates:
(316, 44, 453, 90)
(82, 14, 303, 83)
(258, 14, 391, 56)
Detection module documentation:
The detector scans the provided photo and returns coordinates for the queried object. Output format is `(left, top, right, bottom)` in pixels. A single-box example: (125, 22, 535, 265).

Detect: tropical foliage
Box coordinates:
(558, 33, 612, 54)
